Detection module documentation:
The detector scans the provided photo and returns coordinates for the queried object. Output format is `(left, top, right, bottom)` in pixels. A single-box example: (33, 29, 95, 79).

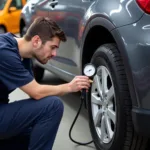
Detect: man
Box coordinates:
(0, 17, 91, 150)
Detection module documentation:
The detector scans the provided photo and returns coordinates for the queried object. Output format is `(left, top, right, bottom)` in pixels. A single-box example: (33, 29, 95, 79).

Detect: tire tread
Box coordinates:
(104, 44, 148, 150)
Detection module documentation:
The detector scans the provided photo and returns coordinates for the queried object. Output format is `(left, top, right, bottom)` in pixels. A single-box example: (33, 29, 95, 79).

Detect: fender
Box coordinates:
(81, 17, 137, 106)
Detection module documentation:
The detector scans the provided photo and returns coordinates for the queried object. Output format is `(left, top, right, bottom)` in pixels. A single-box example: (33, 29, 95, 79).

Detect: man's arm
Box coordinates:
(20, 76, 90, 100)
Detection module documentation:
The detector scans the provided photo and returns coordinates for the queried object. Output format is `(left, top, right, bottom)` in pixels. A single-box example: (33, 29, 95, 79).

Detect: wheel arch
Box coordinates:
(81, 17, 116, 69)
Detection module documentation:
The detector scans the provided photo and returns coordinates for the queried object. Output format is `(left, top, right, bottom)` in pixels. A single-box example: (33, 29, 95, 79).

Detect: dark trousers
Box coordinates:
(0, 96, 64, 150)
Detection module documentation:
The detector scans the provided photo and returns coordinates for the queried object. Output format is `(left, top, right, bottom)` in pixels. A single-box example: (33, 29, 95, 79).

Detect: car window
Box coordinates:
(0, 0, 7, 10)
(10, 0, 23, 9)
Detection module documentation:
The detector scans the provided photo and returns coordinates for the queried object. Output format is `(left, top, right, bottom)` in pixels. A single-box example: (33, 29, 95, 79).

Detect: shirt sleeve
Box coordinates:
(0, 49, 34, 91)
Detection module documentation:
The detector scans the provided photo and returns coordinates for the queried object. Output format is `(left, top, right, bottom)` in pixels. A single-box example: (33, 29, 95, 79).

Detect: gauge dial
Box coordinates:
(83, 63, 96, 77)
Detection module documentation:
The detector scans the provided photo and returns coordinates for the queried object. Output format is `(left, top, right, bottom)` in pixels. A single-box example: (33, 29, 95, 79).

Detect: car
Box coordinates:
(20, 0, 150, 150)
(0, 0, 26, 34)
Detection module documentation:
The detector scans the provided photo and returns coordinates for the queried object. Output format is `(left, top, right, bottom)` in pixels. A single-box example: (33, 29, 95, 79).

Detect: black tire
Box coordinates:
(88, 44, 148, 150)
(20, 25, 26, 37)
(0, 26, 6, 34)
(33, 65, 44, 82)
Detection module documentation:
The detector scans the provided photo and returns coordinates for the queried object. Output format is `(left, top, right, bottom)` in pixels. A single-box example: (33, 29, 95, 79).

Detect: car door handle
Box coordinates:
(49, 1, 58, 8)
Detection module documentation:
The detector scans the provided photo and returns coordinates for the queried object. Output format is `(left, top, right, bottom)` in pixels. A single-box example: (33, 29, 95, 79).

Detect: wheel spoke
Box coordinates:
(94, 110, 103, 127)
(94, 75, 103, 97)
(105, 114, 113, 140)
(107, 108, 116, 124)
(102, 68, 108, 94)
(91, 93, 103, 106)
(101, 115, 106, 141)
(106, 86, 114, 103)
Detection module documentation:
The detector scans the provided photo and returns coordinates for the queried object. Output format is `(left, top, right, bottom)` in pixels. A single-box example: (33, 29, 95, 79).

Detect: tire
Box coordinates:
(20, 25, 26, 37)
(33, 65, 44, 82)
(88, 44, 148, 150)
(0, 26, 6, 34)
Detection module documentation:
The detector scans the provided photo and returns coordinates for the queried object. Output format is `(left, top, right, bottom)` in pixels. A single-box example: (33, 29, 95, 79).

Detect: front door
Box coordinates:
(48, 0, 93, 80)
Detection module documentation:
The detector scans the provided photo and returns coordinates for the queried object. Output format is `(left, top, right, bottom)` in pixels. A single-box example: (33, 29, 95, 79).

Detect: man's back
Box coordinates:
(0, 33, 33, 103)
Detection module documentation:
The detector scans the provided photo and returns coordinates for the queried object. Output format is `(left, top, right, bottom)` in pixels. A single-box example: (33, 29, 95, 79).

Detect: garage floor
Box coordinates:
(9, 71, 96, 150)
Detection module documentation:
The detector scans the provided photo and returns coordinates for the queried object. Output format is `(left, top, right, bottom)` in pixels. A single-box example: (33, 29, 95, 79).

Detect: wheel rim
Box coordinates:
(91, 66, 116, 144)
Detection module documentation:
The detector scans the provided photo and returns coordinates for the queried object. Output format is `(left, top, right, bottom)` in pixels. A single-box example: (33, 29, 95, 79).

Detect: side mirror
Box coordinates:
(9, 7, 17, 12)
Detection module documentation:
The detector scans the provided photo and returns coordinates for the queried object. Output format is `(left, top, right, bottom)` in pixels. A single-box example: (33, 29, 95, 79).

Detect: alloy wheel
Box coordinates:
(91, 66, 116, 144)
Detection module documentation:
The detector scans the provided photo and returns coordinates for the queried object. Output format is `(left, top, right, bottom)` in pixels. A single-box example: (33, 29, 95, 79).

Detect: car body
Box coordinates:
(20, 0, 150, 150)
(0, 0, 26, 34)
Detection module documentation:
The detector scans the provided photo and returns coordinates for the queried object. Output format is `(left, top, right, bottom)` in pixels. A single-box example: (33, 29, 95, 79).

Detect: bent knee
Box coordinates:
(41, 96, 64, 114)
(51, 96, 64, 113)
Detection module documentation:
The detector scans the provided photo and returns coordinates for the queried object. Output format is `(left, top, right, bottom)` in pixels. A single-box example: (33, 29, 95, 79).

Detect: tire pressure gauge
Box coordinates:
(70, 63, 96, 145)
(81, 63, 96, 100)
(83, 63, 96, 77)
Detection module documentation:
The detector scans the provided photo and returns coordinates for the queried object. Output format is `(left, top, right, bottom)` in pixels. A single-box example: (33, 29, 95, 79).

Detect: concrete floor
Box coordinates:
(9, 71, 96, 150)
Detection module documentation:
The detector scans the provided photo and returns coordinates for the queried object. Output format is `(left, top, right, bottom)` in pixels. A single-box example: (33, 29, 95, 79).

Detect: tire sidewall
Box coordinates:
(88, 45, 126, 150)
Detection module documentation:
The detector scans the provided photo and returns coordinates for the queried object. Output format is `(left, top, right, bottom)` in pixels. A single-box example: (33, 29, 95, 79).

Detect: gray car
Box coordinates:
(20, 0, 150, 149)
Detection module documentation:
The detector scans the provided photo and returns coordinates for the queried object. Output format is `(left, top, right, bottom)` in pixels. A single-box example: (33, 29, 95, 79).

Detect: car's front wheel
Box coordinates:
(88, 44, 148, 150)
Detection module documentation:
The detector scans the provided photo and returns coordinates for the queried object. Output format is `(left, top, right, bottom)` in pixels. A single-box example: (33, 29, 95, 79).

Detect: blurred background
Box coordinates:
(0, 0, 27, 34)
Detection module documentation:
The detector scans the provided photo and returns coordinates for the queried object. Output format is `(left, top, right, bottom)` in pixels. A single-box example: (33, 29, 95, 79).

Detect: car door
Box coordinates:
(48, 0, 93, 81)
(6, 0, 24, 33)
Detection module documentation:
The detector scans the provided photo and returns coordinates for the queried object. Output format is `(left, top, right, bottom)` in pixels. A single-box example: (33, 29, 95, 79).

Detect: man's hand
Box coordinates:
(67, 76, 91, 93)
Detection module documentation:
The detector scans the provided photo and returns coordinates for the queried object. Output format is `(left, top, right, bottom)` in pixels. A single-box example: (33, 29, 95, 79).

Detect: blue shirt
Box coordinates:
(0, 33, 34, 103)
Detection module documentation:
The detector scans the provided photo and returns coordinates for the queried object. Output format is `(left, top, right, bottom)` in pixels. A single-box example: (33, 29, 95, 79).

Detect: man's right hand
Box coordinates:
(67, 76, 91, 93)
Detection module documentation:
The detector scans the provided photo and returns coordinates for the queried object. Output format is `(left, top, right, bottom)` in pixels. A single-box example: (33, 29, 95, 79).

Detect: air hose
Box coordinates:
(69, 89, 93, 145)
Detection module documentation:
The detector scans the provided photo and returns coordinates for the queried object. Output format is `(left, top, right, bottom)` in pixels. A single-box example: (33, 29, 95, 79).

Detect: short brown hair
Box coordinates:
(24, 17, 66, 44)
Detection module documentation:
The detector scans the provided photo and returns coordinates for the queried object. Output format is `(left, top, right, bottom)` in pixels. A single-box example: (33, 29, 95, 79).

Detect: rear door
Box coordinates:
(48, 0, 93, 80)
